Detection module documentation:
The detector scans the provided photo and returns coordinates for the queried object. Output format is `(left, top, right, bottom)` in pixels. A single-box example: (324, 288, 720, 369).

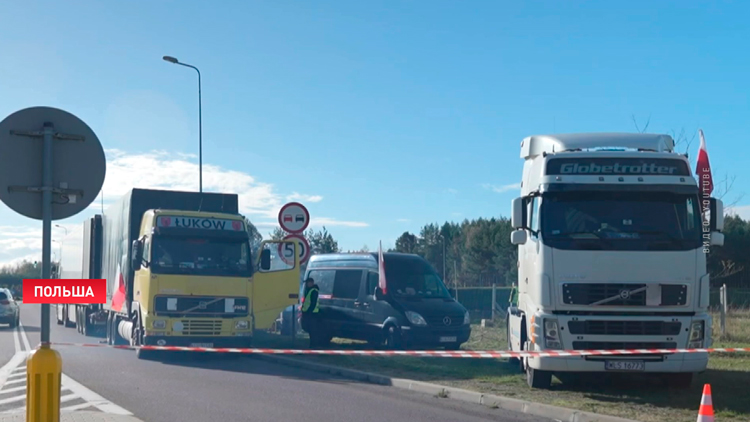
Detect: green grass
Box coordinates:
(256, 311, 750, 422)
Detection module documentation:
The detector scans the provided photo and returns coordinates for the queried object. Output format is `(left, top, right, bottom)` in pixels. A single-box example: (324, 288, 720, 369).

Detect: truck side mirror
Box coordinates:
(710, 198, 724, 232)
(260, 249, 271, 271)
(709, 232, 725, 246)
(131, 240, 143, 271)
(511, 197, 526, 229)
(374, 287, 386, 301)
(510, 229, 528, 245)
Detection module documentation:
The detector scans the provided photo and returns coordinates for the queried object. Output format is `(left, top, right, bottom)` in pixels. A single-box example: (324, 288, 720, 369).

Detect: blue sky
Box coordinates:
(1, 0, 749, 265)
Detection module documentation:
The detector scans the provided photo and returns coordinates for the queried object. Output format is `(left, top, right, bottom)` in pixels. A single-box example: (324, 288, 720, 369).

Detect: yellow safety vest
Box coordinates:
(302, 287, 320, 313)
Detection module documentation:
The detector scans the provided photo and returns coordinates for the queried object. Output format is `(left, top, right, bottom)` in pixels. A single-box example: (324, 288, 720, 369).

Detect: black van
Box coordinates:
(302, 252, 471, 349)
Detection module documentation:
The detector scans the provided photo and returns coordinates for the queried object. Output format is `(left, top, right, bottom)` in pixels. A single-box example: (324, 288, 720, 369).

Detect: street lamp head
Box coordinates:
(163, 56, 179, 64)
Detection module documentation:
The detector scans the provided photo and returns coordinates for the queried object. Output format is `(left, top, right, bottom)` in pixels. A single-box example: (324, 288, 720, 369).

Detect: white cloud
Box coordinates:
(311, 217, 369, 228)
(482, 182, 521, 193)
(397, 218, 411, 223)
(446, 188, 458, 194)
(286, 192, 323, 203)
(0, 149, 368, 267)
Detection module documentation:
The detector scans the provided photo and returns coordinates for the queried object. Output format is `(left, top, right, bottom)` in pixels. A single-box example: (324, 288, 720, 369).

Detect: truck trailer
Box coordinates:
(506, 133, 724, 389)
(59, 188, 300, 358)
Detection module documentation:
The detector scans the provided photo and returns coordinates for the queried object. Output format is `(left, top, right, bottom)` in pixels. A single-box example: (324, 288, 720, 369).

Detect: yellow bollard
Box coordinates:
(26, 344, 62, 422)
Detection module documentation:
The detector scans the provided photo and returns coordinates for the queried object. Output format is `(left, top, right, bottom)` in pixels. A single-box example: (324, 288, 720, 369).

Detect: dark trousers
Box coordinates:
(301, 312, 322, 349)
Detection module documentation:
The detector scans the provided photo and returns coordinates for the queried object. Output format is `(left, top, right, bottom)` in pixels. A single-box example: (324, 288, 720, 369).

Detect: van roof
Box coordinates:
(306, 251, 423, 266)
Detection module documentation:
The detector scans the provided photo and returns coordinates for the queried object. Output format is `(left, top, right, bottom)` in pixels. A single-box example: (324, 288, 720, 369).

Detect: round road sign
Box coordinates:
(0, 106, 106, 220)
(278, 234, 311, 266)
(278, 202, 310, 233)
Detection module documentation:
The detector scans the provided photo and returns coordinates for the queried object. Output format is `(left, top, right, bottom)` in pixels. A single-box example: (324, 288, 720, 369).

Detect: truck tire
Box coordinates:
(63, 306, 75, 328)
(666, 373, 693, 389)
(526, 365, 552, 389)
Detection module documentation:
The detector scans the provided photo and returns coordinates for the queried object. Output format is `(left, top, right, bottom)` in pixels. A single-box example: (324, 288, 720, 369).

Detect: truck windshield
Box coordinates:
(385, 256, 452, 299)
(151, 236, 252, 277)
(541, 191, 702, 251)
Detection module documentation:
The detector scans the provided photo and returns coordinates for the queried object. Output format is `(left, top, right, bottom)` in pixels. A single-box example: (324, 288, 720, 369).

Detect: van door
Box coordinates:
(357, 271, 384, 340)
(331, 268, 365, 339)
(252, 240, 300, 331)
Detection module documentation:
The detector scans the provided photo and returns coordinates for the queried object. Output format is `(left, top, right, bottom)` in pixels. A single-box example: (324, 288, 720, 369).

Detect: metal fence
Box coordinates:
(456, 286, 750, 320)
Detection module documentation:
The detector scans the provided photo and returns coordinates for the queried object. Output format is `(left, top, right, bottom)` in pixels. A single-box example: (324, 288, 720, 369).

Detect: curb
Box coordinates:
(257, 354, 642, 422)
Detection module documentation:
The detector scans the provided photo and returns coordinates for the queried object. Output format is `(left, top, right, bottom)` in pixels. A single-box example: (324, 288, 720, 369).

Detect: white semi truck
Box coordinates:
(506, 133, 724, 389)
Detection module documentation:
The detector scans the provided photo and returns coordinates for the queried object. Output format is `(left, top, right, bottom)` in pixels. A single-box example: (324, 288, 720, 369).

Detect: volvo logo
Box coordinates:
(198, 301, 208, 309)
(443, 316, 452, 326)
(619, 290, 631, 300)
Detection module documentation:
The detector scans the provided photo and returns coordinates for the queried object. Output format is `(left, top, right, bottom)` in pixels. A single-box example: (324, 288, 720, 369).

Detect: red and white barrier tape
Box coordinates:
(47, 343, 750, 358)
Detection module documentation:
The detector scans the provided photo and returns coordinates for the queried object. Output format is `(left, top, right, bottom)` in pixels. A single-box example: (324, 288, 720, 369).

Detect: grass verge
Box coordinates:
(256, 311, 750, 422)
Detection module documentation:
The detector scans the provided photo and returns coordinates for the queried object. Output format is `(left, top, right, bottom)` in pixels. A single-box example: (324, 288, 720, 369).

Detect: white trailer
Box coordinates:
(506, 133, 724, 389)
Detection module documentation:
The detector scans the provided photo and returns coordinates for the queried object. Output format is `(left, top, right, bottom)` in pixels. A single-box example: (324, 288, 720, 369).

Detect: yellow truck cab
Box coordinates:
(59, 188, 300, 359)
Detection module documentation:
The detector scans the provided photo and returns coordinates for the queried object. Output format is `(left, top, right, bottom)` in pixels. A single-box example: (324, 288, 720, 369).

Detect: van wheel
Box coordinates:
(526, 365, 552, 389)
(384, 325, 402, 350)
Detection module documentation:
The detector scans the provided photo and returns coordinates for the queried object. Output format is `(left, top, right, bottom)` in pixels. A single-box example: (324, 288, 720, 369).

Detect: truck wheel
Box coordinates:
(526, 365, 552, 389)
(507, 320, 519, 366)
(63, 306, 75, 328)
(666, 373, 693, 390)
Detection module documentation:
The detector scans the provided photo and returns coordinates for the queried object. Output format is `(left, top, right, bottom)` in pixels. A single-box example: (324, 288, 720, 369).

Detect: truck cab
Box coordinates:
(506, 133, 724, 389)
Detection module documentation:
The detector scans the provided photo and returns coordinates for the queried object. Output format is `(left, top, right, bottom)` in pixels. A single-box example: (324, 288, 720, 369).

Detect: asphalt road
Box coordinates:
(0, 303, 552, 422)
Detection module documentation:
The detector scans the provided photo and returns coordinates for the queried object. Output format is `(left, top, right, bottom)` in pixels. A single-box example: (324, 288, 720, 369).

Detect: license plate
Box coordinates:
(190, 343, 214, 348)
(605, 360, 645, 371)
(439, 336, 457, 343)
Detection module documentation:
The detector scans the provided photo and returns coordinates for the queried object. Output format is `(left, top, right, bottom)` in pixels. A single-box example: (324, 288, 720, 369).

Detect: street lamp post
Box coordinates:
(163, 55, 203, 192)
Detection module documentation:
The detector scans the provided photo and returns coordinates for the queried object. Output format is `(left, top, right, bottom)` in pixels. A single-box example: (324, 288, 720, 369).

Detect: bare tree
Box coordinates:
(631, 114, 651, 133)
(711, 259, 744, 280)
(713, 173, 745, 211)
(667, 127, 697, 155)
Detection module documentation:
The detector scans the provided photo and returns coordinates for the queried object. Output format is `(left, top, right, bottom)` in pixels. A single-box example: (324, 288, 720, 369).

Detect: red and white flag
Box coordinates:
(696, 129, 713, 196)
(378, 241, 387, 294)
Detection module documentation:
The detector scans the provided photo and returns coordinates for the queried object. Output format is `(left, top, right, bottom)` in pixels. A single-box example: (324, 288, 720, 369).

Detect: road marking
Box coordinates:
(0, 311, 135, 416)
(11, 326, 20, 353)
(18, 323, 31, 352)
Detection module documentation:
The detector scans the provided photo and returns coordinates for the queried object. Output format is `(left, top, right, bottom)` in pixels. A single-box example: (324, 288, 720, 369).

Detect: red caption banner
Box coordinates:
(23, 279, 107, 304)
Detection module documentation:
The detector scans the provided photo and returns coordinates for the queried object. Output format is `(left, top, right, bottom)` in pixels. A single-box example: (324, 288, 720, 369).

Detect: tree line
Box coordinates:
(3, 215, 748, 290)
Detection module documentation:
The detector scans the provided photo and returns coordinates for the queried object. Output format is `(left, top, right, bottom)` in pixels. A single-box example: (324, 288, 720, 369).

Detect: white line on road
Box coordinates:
(18, 323, 31, 352)
(11, 326, 20, 354)
(61, 374, 133, 415)
(0, 353, 27, 390)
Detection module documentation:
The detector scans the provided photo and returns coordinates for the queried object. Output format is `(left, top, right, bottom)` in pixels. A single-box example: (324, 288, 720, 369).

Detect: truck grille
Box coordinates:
(155, 296, 249, 317)
(181, 319, 222, 336)
(562, 284, 688, 306)
(568, 321, 681, 336)
(572, 341, 677, 350)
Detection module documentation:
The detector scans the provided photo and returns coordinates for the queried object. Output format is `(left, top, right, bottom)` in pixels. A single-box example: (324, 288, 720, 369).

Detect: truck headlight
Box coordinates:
(152, 320, 166, 329)
(405, 311, 427, 326)
(463, 311, 470, 325)
(235, 320, 249, 330)
(543, 318, 562, 350)
(689, 321, 705, 348)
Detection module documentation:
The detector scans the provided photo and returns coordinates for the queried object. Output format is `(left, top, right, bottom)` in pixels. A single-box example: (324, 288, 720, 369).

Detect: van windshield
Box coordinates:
(384, 256, 451, 299)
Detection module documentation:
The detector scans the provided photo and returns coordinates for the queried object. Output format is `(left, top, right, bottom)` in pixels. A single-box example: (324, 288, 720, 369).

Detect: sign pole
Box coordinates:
(27, 122, 63, 422)
(41, 122, 53, 345)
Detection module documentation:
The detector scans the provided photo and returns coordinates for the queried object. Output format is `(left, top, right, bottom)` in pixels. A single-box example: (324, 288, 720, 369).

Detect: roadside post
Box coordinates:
(0, 106, 106, 422)
(278, 202, 312, 345)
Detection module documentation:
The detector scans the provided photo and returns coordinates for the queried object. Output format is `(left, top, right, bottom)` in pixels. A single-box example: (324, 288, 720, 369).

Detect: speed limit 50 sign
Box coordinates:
(278, 233, 311, 265)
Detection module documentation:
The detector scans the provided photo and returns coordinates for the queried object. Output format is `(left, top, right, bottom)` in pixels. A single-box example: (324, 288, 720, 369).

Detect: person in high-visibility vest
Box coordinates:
(301, 277, 322, 348)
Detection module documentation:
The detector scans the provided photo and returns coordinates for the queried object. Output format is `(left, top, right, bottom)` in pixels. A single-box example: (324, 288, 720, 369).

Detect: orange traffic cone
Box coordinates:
(697, 384, 714, 422)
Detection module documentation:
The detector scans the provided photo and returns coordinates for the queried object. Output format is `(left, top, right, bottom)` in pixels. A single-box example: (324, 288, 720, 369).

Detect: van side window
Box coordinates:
(367, 272, 379, 296)
(307, 269, 335, 296)
(332, 269, 362, 299)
